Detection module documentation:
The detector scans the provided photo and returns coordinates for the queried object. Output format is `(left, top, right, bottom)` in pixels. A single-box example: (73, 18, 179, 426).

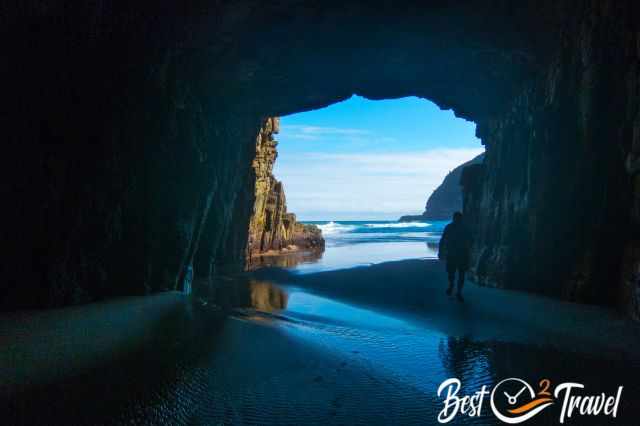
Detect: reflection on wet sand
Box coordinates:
(249, 281, 288, 312)
(193, 277, 288, 312)
(251, 258, 640, 359)
(247, 249, 324, 270)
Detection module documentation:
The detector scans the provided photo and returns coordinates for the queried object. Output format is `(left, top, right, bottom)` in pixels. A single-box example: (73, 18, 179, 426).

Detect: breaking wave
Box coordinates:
(364, 222, 431, 229)
(308, 220, 446, 246)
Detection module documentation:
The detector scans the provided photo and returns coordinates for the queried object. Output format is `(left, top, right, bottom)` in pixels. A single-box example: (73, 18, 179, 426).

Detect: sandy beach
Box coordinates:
(2, 259, 640, 425)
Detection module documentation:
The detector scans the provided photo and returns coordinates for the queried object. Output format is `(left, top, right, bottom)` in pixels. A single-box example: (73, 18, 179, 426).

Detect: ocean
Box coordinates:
(291, 220, 448, 273)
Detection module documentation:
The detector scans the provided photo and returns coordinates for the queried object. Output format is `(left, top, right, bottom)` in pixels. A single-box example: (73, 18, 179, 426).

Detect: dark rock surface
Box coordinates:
(399, 153, 484, 222)
(461, 2, 640, 321)
(247, 118, 324, 259)
(397, 215, 426, 223)
(3, 1, 640, 320)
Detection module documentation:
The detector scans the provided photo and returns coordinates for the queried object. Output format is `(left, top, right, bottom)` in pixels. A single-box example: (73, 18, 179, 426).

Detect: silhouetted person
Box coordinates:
(438, 212, 472, 302)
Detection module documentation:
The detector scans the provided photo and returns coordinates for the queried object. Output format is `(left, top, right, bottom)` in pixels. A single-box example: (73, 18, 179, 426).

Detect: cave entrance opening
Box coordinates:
(4, 1, 637, 319)
(258, 95, 484, 272)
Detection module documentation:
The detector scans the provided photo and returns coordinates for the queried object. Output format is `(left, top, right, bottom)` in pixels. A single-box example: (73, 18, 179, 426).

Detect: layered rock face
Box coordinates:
(4, 1, 640, 319)
(461, 2, 640, 320)
(400, 154, 484, 222)
(247, 118, 324, 259)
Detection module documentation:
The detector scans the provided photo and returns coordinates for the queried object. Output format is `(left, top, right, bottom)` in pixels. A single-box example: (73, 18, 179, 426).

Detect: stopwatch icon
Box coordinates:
(503, 385, 527, 405)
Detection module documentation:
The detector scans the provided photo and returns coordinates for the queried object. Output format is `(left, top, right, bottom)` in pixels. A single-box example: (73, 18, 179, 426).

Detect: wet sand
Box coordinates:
(253, 259, 640, 360)
(2, 259, 640, 425)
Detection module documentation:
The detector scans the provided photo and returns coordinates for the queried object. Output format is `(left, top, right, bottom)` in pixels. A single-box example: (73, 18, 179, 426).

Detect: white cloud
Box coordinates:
(281, 125, 371, 137)
(273, 147, 484, 220)
(278, 125, 399, 145)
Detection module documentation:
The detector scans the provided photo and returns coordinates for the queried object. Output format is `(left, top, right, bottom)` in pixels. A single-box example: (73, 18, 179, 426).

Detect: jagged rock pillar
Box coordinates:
(246, 118, 324, 259)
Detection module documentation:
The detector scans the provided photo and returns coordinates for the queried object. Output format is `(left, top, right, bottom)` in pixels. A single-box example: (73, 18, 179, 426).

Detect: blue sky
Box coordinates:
(273, 95, 484, 220)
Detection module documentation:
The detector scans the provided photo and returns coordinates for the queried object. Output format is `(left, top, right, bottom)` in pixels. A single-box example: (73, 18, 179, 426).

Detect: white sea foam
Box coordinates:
(397, 232, 433, 238)
(364, 222, 431, 229)
(317, 221, 358, 235)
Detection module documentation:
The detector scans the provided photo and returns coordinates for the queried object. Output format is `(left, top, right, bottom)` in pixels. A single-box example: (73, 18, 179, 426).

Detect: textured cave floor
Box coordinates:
(2, 260, 640, 425)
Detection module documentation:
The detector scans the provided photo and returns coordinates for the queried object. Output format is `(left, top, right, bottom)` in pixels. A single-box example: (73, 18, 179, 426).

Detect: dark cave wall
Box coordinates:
(463, 1, 640, 318)
(3, 29, 265, 308)
(3, 0, 640, 319)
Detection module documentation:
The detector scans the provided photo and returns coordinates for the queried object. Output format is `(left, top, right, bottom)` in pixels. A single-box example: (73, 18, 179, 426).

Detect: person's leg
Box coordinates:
(456, 269, 466, 301)
(457, 270, 465, 292)
(446, 262, 455, 295)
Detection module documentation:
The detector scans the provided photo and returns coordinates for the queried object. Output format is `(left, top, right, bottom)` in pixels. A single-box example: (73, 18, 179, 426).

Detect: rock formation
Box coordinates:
(247, 118, 324, 260)
(4, 1, 640, 320)
(400, 153, 484, 222)
(459, 2, 640, 320)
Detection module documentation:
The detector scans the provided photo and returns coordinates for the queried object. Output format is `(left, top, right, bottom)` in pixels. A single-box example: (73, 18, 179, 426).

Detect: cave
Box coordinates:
(4, 0, 640, 322)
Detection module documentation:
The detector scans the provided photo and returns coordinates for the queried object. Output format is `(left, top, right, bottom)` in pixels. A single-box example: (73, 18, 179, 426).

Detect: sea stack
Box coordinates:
(247, 118, 325, 259)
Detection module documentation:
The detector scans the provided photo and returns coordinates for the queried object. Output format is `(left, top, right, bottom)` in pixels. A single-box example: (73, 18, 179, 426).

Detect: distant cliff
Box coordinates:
(247, 118, 325, 258)
(399, 153, 484, 222)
